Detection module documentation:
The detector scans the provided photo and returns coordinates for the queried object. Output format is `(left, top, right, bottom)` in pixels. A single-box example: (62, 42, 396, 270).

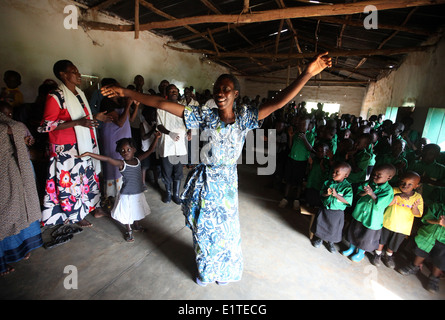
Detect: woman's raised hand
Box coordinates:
(305, 52, 332, 77)
(101, 85, 125, 98)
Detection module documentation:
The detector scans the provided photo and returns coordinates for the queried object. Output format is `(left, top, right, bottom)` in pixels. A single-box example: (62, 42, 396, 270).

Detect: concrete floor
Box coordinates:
(1, 164, 444, 300)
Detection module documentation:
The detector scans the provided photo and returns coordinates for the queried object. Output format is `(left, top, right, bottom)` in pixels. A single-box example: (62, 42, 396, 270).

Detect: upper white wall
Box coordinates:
(361, 34, 445, 118)
(244, 67, 367, 116)
(0, 0, 228, 102)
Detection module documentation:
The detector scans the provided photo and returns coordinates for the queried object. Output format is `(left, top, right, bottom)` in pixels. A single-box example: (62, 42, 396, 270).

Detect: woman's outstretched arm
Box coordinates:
(77, 152, 124, 169)
(258, 52, 332, 120)
(100, 87, 185, 118)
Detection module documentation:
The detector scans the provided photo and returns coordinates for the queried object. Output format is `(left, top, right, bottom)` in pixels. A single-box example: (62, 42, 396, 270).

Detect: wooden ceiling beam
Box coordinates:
(139, 0, 226, 52)
(163, 43, 434, 59)
(275, 0, 302, 53)
(89, 0, 123, 12)
(134, 0, 139, 39)
(308, 16, 433, 36)
(239, 74, 372, 85)
(80, 0, 445, 32)
(346, 7, 418, 78)
(199, 0, 271, 73)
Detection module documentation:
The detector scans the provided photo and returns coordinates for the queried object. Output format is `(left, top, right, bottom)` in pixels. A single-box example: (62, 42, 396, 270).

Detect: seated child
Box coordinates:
(311, 162, 353, 253)
(371, 171, 423, 268)
(342, 164, 396, 262)
(398, 202, 445, 293)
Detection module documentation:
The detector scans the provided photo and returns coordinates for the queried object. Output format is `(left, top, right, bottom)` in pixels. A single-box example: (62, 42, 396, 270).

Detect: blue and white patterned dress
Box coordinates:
(181, 100, 260, 283)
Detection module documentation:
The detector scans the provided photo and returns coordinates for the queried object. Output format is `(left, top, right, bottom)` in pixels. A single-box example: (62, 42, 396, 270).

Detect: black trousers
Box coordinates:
(160, 156, 185, 186)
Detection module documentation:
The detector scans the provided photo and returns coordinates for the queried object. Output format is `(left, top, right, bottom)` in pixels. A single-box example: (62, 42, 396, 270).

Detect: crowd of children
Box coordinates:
(1, 69, 444, 294)
(269, 103, 445, 293)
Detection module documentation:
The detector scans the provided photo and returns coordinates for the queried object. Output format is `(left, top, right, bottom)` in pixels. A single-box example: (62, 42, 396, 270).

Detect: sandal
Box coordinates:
(125, 231, 134, 242)
(131, 224, 146, 233)
(44, 234, 73, 249)
(51, 225, 83, 238)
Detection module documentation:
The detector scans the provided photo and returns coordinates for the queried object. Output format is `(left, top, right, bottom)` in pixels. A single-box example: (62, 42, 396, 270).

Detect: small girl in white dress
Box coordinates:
(78, 132, 160, 242)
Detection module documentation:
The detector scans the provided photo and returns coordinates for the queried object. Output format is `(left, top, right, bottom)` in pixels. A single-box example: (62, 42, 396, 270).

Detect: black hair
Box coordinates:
(422, 143, 441, 154)
(374, 163, 396, 176)
(166, 84, 179, 92)
(314, 141, 329, 151)
(3, 70, 21, 81)
(141, 106, 156, 120)
(101, 78, 117, 87)
(400, 170, 421, 181)
(53, 60, 74, 81)
(115, 137, 137, 153)
(0, 100, 12, 111)
(334, 161, 352, 172)
(214, 74, 241, 95)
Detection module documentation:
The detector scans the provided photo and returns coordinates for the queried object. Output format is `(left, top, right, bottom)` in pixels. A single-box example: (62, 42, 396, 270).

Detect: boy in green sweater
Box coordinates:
(398, 202, 445, 293)
(342, 164, 396, 262)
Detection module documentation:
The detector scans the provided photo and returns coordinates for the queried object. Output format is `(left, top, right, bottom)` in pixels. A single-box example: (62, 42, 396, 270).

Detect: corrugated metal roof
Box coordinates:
(76, 0, 445, 86)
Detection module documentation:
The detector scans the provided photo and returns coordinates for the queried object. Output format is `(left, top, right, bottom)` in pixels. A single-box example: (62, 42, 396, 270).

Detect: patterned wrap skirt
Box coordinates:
(0, 221, 43, 273)
(41, 143, 101, 225)
(181, 164, 243, 284)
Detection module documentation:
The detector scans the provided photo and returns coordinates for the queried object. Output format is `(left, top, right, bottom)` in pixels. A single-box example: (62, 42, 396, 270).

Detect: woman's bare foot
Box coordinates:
(77, 219, 93, 227)
(23, 252, 31, 260)
(93, 207, 109, 218)
(1, 265, 15, 276)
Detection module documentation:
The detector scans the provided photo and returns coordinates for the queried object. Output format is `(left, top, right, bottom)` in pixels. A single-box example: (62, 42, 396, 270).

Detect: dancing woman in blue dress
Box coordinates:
(101, 52, 332, 286)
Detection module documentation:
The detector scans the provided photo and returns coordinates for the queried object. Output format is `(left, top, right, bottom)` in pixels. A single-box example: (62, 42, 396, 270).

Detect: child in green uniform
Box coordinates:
(343, 164, 396, 262)
(346, 133, 372, 190)
(332, 138, 353, 164)
(398, 202, 445, 293)
(371, 171, 423, 268)
(405, 137, 429, 167)
(311, 162, 353, 253)
(375, 138, 408, 186)
(279, 115, 315, 209)
(304, 142, 330, 209)
(408, 143, 445, 205)
(366, 130, 379, 178)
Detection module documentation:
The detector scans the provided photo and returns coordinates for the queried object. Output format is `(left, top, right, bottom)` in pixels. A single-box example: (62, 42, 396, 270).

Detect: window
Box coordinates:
(305, 101, 340, 114)
(385, 106, 398, 122)
(422, 108, 445, 150)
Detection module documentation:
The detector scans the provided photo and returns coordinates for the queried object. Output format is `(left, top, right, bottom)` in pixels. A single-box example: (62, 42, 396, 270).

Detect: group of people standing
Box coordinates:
(268, 97, 445, 293)
(2, 51, 443, 294)
(0, 53, 332, 287)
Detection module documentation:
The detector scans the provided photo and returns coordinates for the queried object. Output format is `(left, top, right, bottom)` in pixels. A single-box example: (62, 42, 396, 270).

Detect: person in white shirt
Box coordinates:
(156, 84, 187, 204)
